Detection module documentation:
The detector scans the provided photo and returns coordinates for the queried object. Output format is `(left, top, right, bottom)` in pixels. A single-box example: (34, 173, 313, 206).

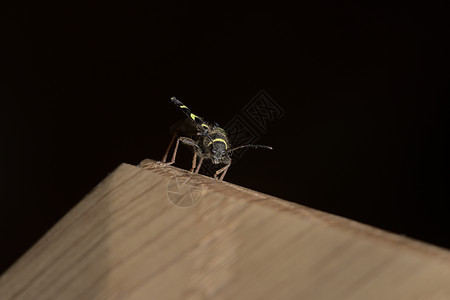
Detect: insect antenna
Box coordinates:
(227, 144, 273, 153)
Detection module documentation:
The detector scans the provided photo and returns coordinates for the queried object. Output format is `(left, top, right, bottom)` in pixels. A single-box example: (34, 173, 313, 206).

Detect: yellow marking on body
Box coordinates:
(180, 105, 188, 109)
(201, 124, 209, 129)
(208, 138, 228, 149)
(190, 113, 197, 120)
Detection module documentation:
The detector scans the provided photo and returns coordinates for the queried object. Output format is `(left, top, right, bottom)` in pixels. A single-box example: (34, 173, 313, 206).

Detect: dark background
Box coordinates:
(1, 1, 448, 274)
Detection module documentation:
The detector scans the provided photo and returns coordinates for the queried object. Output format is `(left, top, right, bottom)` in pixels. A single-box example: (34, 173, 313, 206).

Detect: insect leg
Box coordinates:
(166, 137, 199, 165)
(178, 137, 200, 148)
(189, 151, 197, 172)
(195, 157, 204, 174)
(162, 133, 177, 163)
(214, 162, 231, 181)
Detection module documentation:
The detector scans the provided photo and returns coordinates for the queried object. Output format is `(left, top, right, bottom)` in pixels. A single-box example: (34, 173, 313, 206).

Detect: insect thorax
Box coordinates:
(207, 127, 232, 163)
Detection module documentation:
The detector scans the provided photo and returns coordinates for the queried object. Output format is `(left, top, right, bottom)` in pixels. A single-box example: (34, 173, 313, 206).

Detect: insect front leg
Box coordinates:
(214, 162, 231, 181)
(195, 157, 204, 174)
(165, 137, 199, 166)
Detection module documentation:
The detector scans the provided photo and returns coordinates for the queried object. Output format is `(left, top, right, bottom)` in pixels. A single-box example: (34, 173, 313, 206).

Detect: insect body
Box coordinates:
(162, 97, 272, 180)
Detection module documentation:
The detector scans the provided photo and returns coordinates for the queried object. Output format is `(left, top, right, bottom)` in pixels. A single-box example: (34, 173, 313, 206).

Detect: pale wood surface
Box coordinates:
(1, 159, 450, 299)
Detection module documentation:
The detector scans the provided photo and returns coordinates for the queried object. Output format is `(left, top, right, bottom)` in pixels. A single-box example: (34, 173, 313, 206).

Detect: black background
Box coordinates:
(1, 1, 448, 274)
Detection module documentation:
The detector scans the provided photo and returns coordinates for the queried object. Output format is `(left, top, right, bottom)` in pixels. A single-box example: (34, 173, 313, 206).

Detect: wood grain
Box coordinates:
(1, 159, 450, 299)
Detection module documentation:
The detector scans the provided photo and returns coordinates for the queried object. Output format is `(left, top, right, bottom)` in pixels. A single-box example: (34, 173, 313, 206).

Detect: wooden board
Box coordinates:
(1, 159, 450, 299)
